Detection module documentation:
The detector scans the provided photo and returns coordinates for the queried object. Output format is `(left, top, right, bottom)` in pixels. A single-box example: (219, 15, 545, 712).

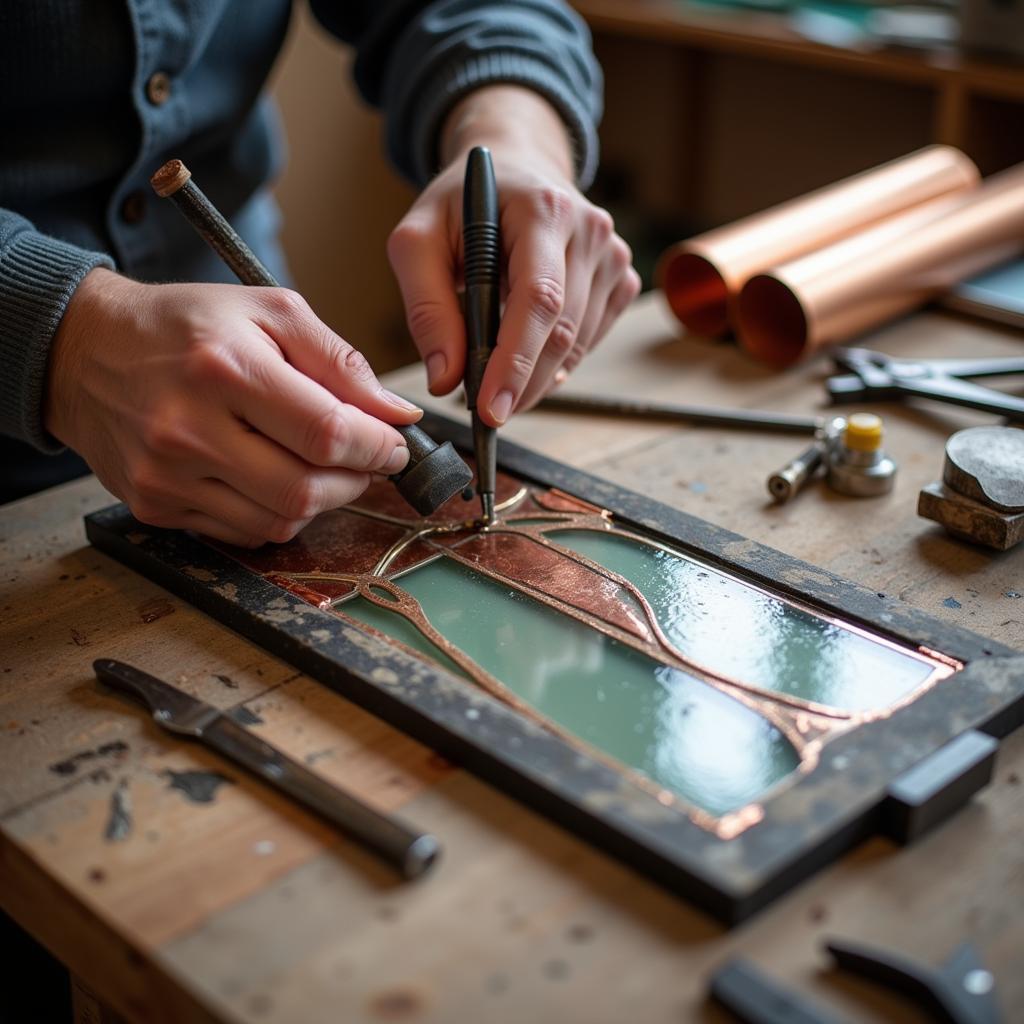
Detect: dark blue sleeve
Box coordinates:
(307, 0, 602, 187)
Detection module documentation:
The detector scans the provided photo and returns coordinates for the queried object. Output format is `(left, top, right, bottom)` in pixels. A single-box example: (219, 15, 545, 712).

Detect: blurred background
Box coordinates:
(270, 0, 1024, 375)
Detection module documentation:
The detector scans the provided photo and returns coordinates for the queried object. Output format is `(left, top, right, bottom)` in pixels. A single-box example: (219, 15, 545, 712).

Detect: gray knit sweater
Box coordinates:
(0, 0, 601, 454)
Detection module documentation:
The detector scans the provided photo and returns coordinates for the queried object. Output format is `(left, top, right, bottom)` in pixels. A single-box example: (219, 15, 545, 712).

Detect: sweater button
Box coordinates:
(146, 71, 172, 105)
(120, 190, 147, 225)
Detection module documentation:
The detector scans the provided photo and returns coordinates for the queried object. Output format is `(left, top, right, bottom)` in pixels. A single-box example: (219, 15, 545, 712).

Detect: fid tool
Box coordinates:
(827, 348, 1024, 421)
(94, 659, 440, 879)
(150, 159, 471, 517)
(918, 425, 1024, 550)
(462, 146, 501, 523)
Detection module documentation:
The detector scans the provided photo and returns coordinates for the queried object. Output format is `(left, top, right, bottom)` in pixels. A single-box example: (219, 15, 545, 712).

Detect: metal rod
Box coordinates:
(536, 392, 822, 435)
(767, 442, 826, 503)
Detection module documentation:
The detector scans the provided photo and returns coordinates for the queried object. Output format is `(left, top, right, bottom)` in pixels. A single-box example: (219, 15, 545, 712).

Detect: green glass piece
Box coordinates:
(340, 558, 798, 817)
(549, 530, 934, 712)
(334, 592, 469, 681)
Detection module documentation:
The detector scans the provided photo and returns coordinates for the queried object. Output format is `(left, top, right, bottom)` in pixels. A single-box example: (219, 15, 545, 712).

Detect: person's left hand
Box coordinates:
(388, 85, 641, 427)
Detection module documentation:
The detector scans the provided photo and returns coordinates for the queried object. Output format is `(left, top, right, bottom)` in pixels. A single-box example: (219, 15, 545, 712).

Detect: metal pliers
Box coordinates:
(827, 348, 1024, 421)
(710, 939, 1001, 1024)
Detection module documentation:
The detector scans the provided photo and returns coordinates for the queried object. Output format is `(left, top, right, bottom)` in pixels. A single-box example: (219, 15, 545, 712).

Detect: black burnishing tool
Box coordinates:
(827, 348, 1024, 421)
(462, 147, 501, 523)
(94, 658, 441, 879)
(151, 159, 471, 517)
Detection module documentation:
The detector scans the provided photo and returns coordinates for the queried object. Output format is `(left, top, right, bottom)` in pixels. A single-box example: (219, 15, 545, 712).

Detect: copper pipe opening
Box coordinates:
(660, 251, 730, 338)
(737, 276, 808, 368)
(657, 146, 980, 341)
(736, 161, 1024, 366)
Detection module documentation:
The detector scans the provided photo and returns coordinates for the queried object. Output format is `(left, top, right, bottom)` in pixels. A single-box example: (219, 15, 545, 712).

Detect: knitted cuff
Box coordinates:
(400, 50, 601, 190)
(0, 227, 114, 452)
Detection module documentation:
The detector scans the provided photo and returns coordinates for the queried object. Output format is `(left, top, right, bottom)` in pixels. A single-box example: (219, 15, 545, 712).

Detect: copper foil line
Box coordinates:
(714, 804, 766, 841)
(492, 486, 533, 514)
(737, 161, 1024, 367)
(658, 145, 980, 338)
(918, 646, 964, 672)
(366, 489, 552, 576)
(344, 485, 531, 533)
(276, 532, 831, 761)
(344, 507, 424, 529)
(371, 521, 472, 576)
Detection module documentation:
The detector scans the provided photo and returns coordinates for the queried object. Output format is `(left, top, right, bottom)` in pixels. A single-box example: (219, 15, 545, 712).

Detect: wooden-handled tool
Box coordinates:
(150, 159, 472, 517)
(94, 658, 440, 878)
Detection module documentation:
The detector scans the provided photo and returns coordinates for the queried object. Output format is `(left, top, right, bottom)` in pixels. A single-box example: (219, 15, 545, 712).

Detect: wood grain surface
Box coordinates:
(2, 295, 1022, 1022)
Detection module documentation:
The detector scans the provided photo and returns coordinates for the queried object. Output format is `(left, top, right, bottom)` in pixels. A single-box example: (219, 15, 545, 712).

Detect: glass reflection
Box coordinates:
(548, 530, 934, 712)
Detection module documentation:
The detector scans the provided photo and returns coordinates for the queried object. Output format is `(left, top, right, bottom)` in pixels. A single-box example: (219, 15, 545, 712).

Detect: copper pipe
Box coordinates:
(737, 162, 1024, 367)
(658, 146, 979, 338)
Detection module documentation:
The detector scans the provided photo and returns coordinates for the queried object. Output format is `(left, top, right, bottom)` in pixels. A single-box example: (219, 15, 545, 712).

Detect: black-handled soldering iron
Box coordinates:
(462, 147, 501, 524)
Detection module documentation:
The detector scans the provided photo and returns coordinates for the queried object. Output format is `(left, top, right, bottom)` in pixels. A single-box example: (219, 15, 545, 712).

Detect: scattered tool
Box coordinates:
(826, 412, 898, 497)
(768, 413, 897, 502)
(462, 147, 501, 523)
(918, 425, 1024, 550)
(709, 938, 1001, 1024)
(824, 937, 1001, 1024)
(532, 392, 896, 504)
(150, 159, 472, 517)
(767, 416, 845, 503)
(536, 393, 823, 435)
(827, 348, 1024, 421)
(94, 659, 440, 879)
(710, 957, 847, 1024)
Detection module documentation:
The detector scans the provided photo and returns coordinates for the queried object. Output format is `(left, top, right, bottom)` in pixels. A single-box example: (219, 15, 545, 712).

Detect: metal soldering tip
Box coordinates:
(480, 492, 495, 524)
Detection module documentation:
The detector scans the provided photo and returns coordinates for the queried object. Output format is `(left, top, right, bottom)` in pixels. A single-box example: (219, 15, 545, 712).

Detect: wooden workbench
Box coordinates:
(2, 294, 1022, 1022)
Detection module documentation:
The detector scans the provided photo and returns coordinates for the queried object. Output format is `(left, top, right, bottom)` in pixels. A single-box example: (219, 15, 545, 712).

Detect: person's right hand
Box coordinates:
(44, 268, 421, 546)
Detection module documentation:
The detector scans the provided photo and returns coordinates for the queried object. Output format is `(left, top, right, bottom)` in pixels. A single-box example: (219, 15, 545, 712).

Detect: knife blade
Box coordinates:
(93, 658, 440, 879)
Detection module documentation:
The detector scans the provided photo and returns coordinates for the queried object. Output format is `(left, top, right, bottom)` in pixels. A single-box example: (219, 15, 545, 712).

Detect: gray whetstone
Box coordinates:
(943, 426, 1024, 513)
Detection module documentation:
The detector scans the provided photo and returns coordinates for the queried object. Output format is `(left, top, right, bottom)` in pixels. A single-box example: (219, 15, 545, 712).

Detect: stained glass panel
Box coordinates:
(216, 470, 956, 836)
